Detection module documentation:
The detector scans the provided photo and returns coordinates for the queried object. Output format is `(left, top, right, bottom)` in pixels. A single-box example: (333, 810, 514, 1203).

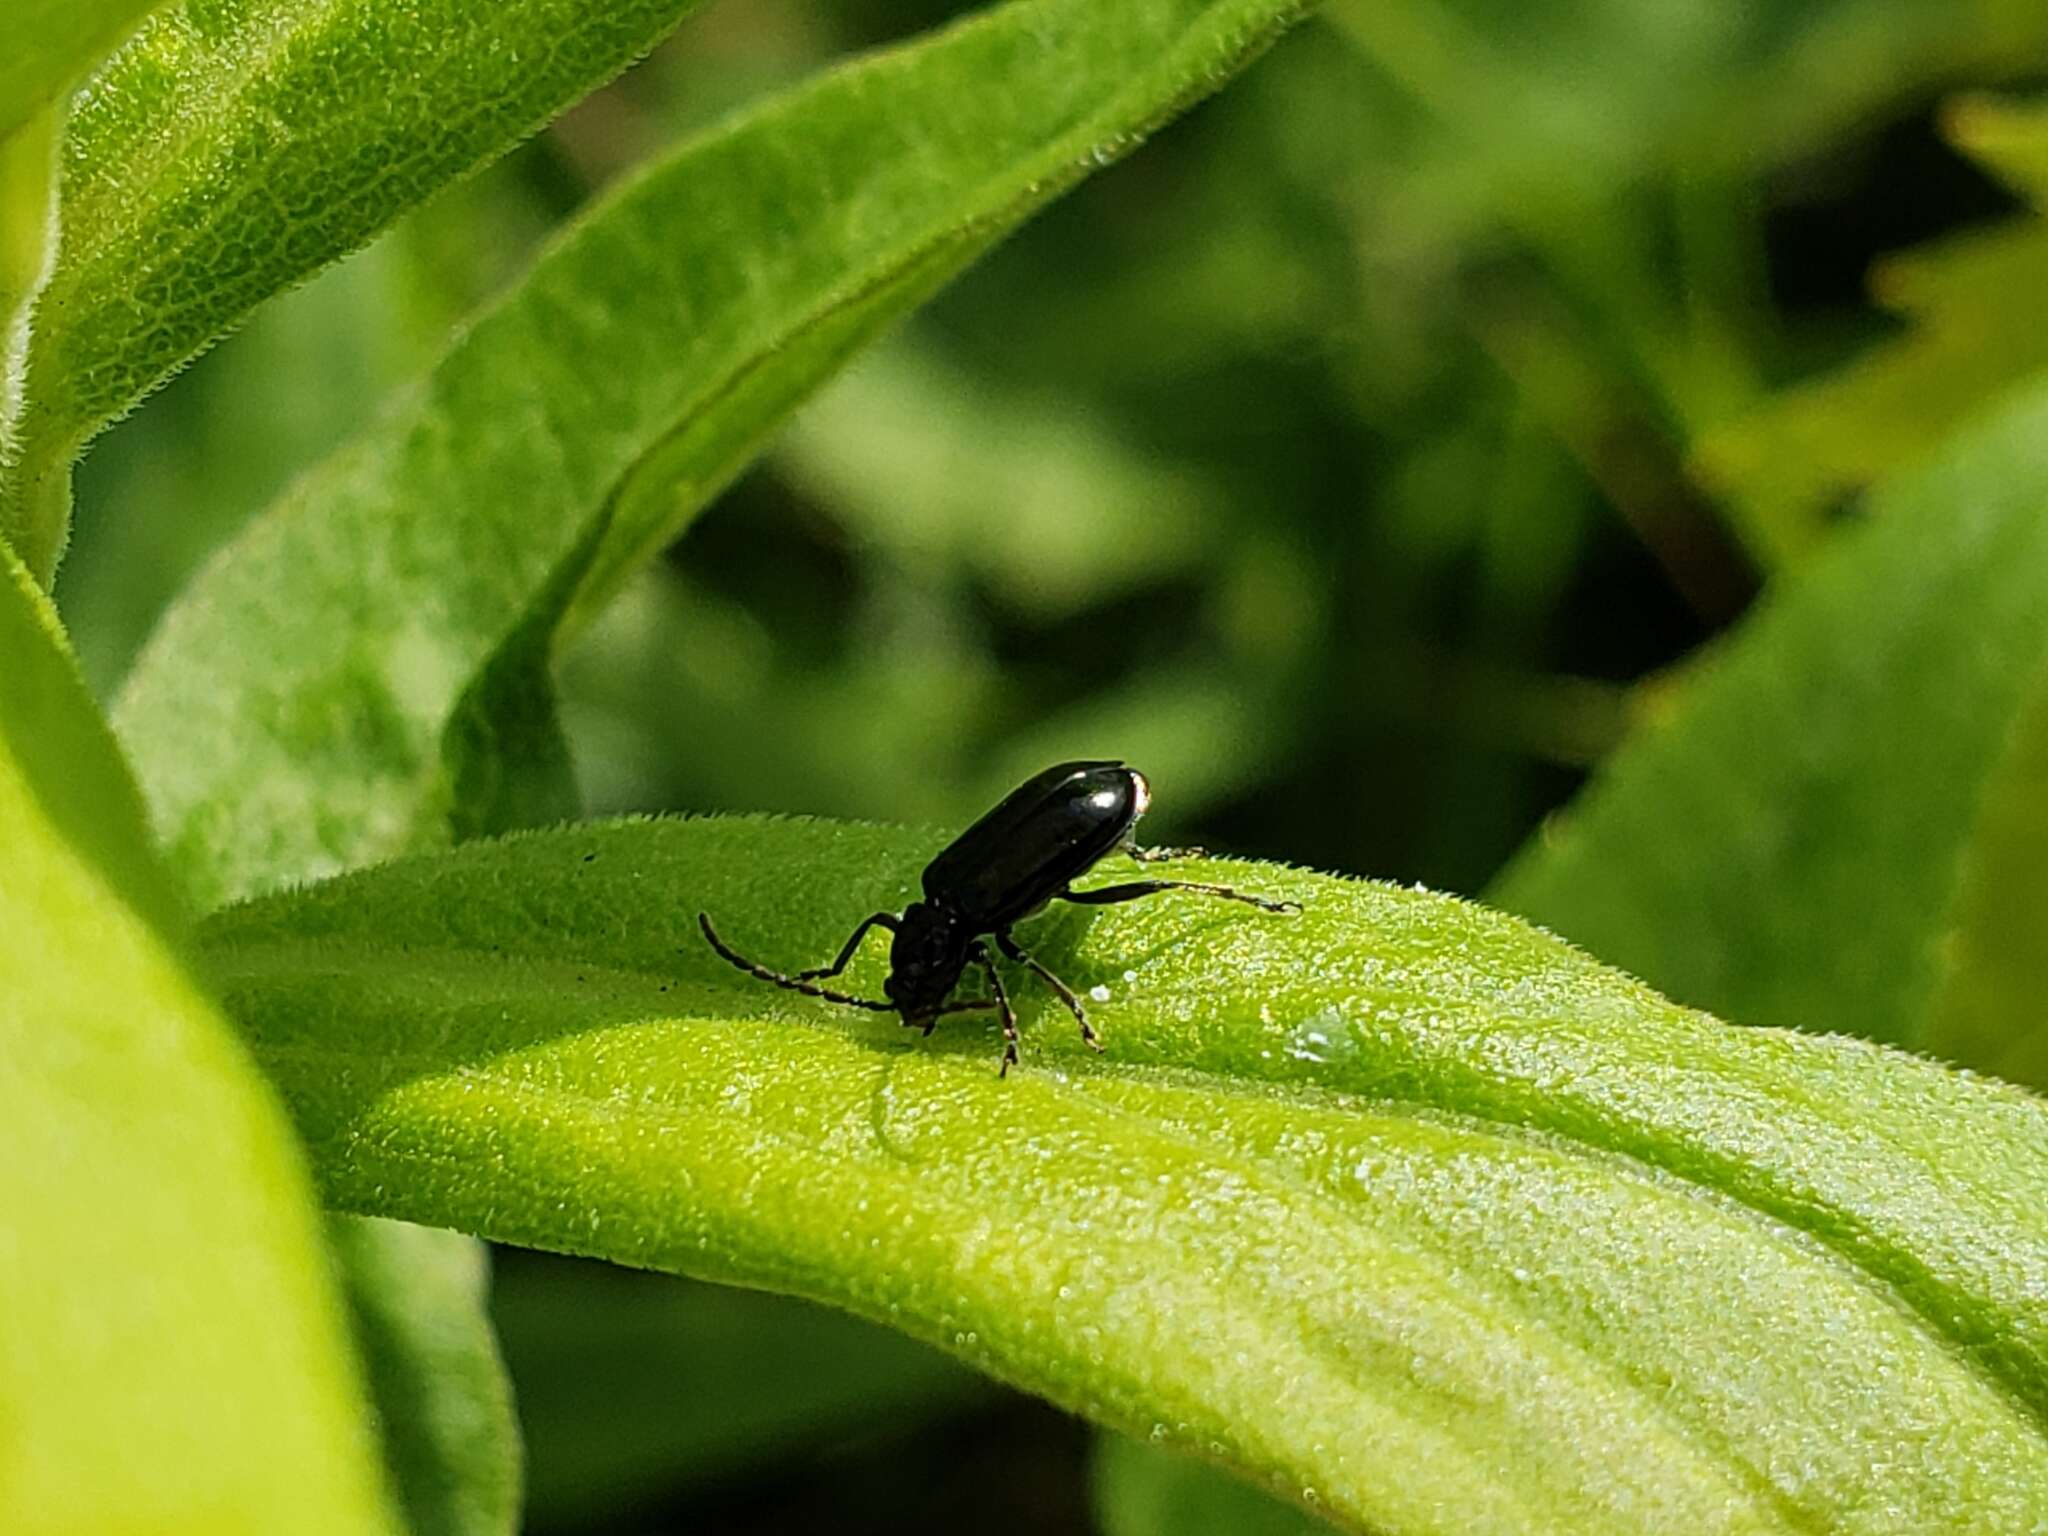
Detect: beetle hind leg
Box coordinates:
(996, 931, 1101, 1053)
(1061, 879, 1299, 915)
(1123, 840, 1207, 863)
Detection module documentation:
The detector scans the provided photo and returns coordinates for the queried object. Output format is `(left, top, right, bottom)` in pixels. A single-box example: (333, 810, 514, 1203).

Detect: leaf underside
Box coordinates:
(332, 1217, 522, 1536)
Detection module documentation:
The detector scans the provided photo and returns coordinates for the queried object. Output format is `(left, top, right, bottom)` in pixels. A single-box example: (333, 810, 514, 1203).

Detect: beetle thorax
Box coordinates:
(883, 901, 971, 1019)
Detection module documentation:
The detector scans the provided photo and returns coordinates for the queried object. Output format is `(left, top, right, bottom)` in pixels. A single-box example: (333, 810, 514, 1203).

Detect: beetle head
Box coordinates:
(884, 902, 972, 1026)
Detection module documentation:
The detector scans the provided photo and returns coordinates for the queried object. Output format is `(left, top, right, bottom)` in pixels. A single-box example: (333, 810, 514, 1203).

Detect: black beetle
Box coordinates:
(698, 760, 1298, 1074)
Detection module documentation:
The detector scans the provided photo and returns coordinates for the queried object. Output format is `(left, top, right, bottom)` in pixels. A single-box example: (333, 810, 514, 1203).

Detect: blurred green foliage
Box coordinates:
(34, 0, 2048, 1529)
(61, 1, 2048, 895)
(1497, 383, 2048, 1048)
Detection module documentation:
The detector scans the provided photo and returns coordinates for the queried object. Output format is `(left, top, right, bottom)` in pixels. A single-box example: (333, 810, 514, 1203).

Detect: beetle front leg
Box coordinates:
(995, 930, 1100, 1052)
(1062, 879, 1300, 914)
(962, 946, 1019, 1073)
(971, 942, 1021, 1077)
(794, 911, 901, 980)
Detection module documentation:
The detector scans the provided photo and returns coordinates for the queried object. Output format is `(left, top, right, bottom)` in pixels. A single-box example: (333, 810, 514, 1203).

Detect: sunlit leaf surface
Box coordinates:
(202, 816, 2048, 1536)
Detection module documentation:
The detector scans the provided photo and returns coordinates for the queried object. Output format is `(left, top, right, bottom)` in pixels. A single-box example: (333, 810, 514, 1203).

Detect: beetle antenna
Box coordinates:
(699, 913, 895, 1012)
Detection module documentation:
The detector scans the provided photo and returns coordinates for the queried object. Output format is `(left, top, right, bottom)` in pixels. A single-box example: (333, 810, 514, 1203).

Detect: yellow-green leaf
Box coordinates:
(334, 1219, 522, 1536)
(0, 0, 161, 141)
(1, 112, 61, 583)
(0, 545, 396, 1534)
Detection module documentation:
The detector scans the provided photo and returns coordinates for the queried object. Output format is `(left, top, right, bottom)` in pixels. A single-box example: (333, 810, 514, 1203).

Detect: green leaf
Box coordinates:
(2, 0, 711, 579)
(56, 243, 530, 1536)
(46, 215, 532, 1536)
(1692, 94, 2048, 528)
(112, 0, 1311, 910)
(0, 0, 160, 141)
(0, 544, 396, 1533)
(1495, 379, 2048, 1057)
(496, 1261, 987, 1521)
(200, 816, 2048, 1535)
(1320, 7, 2048, 572)
(334, 1218, 522, 1536)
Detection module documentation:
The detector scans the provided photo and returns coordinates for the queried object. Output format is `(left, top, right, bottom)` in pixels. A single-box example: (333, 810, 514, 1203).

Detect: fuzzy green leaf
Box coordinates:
(0, 546, 396, 1534)
(2, 0, 710, 578)
(1497, 379, 2048, 1060)
(0, 0, 160, 141)
(200, 816, 2048, 1535)
(112, 0, 1309, 910)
